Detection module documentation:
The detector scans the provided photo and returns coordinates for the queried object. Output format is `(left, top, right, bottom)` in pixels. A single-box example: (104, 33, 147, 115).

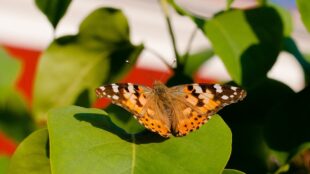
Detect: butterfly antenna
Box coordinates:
(158, 58, 175, 83)
(144, 47, 174, 84)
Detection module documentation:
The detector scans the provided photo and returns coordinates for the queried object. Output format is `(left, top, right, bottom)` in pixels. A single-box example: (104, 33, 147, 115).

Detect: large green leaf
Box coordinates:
(200, 7, 283, 86)
(35, 0, 72, 28)
(48, 106, 232, 174)
(296, 0, 310, 33)
(8, 129, 51, 174)
(33, 8, 143, 122)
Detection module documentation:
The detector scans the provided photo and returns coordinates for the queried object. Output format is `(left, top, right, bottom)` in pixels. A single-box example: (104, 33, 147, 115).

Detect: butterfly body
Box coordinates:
(96, 81, 246, 138)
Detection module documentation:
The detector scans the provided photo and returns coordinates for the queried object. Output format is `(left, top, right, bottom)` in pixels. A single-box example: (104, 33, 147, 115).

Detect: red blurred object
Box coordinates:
(0, 132, 17, 156)
(3, 45, 41, 105)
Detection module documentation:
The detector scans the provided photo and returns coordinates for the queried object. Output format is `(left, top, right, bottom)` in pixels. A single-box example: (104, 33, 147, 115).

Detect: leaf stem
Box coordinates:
(183, 28, 198, 66)
(145, 47, 172, 69)
(160, 0, 180, 68)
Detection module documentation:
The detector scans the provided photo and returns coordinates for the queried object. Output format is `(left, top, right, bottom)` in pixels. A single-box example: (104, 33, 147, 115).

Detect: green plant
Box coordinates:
(3, 0, 310, 174)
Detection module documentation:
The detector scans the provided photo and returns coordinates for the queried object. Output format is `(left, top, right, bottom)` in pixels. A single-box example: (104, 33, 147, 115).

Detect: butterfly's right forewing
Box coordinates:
(169, 83, 246, 136)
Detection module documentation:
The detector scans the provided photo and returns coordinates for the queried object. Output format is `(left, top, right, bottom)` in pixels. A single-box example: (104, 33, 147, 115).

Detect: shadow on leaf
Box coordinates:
(74, 112, 166, 144)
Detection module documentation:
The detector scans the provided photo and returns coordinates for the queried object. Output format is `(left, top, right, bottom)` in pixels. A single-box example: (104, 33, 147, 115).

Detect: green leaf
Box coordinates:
(296, 0, 310, 33)
(200, 7, 283, 86)
(8, 129, 51, 174)
(35, 0, 72, 28)
(222, 169, 245, 174)
(105, 104, 145, 134)
(33, 8, 143, 122)
(48, 106, 232, 174)
(226, 0, 234, 10)
(0, 47, 21, 104)
(0, 155, 10, 174)
(184, 49, 214, 77)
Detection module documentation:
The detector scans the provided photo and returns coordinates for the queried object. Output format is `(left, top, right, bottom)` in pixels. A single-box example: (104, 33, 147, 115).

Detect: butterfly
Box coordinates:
(96, 81, 246, 138)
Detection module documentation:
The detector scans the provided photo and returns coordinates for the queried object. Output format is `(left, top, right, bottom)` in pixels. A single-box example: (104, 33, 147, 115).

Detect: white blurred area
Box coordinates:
(0, 0, 309, 91)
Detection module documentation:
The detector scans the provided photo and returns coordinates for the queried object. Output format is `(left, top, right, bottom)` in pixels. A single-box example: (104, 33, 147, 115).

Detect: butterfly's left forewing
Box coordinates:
(96, 83, 151, 117)
(96, 83, 171, 137)
(169, 83, 246, 136)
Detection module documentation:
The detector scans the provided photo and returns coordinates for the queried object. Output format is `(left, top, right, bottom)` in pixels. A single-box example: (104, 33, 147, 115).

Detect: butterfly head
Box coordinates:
(153, 80, 168, 95)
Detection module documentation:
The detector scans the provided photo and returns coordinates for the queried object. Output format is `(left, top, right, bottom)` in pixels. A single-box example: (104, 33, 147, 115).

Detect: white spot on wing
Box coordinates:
(111, 84, 119, 93)
(100, 86, 105, 91)
(221, 95, 229, 100)
(128, 83, 135, 93)
(107, 95, 111, 98)
(193, 84, 203, 93)
(231, 86, 237, 91)
(112, 95, 119, 100)
(214, 84, 223, 93)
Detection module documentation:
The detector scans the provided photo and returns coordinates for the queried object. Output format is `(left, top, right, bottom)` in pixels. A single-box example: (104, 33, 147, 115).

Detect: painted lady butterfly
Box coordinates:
(96, 81, 246, 138)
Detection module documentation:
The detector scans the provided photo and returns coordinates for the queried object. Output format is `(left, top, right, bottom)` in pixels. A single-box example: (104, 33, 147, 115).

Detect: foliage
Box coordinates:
(2, 0, 310, 174)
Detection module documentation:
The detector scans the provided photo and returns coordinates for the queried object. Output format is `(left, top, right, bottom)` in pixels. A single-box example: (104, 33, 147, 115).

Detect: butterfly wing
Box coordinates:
(169, 83, 246, 136)
(96, 83, 171, 137)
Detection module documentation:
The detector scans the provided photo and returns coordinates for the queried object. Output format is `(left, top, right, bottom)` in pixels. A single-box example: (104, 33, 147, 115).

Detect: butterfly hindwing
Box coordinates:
(170, 99, 209, 136)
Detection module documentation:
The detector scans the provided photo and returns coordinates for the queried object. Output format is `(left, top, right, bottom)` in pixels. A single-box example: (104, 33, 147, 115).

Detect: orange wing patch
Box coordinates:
(138, 111, 171, 137)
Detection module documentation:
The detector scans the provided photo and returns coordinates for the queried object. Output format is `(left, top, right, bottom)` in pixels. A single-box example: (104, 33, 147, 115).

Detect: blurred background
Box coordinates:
(1, 0, 309, 96)
(0, 0, 310, 163)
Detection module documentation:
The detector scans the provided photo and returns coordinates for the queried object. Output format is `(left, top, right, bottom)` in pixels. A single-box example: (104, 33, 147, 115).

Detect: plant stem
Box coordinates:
(160, 0, 180, 68)
(256, 0, 267, 6)
(183, 28, 198, 66)
(145, 47, 172, 68)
